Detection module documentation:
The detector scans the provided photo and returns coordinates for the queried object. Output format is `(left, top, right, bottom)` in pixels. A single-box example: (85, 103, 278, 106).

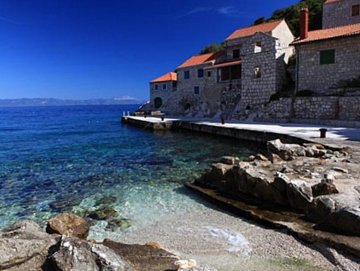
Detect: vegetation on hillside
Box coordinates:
(199, 43, 225, 54)
(254, 0, 324, 37)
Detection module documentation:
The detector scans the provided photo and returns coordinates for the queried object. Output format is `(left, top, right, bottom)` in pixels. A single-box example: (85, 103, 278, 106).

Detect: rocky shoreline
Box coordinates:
(0, 213, 212, 271)
(189, 139, 360, 257)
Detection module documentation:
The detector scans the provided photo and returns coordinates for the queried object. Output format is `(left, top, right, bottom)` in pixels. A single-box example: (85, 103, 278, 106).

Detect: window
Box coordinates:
(207, 71, 212, 77)
(320, 50, 335, 65)
(254, 41, 262, 53)
(162, 84, 167, 90)
(254, 66, 261, 78)
(220, 67, 230, 81)
(184, 70, 190, 79)
(352, 4, 360, 16)
(194, 86, 200, 95)
(198, 69, 204, 78)
(155, 84, 158, 90)
(231, 65, 242, 80)
(172, 81, 177, 88)
(233, 49, 240, 59)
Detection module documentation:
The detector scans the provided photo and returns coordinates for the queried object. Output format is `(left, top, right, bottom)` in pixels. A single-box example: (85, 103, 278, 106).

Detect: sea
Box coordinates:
(0, 105, 256, 238)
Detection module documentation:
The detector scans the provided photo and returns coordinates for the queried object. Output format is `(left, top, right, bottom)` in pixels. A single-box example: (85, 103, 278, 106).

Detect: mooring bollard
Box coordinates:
(319, 128, 327, 138)
(221, 117, 225, 125)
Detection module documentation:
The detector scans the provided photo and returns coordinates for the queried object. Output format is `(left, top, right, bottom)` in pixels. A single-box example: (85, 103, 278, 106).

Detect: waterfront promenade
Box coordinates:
(122, 116, 360, 144)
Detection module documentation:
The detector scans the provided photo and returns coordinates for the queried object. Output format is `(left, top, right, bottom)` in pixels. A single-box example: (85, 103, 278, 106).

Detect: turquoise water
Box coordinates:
(0, 105, 257, 233)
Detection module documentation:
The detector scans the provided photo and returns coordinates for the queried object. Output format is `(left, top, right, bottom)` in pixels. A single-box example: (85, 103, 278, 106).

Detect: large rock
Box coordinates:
(327, 207, 360, 236)
(103, 239, 179, 271)
(195, 163, 233, 188)
(49, 236, 132, 271)
(46, 212, 89, 239)
(286, 179, 313, 211)
(0, 220, 59, 271)
(267, 139, 306, 161)
(306, 196, 336, 222)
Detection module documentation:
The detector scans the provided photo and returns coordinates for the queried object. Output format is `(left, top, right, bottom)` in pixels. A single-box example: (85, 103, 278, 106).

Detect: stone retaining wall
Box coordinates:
(257, 96, 360, 123)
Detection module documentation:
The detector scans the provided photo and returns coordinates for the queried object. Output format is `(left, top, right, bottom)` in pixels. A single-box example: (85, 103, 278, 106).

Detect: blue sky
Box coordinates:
(0, 0, 298, 101)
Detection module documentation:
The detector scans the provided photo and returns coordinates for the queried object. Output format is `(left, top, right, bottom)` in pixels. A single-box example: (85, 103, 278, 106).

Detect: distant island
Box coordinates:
(0, 97, 143, 107)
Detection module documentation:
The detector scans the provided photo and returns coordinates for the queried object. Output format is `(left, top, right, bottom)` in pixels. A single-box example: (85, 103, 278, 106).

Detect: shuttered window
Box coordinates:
(320, 50, 335, 65)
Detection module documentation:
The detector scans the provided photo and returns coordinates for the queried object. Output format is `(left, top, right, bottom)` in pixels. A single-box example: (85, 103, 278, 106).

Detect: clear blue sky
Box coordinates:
(0, 0, 298, 100)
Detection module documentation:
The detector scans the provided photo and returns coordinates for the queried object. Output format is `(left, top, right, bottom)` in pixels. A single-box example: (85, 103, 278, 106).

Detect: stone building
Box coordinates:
(151, 19, 294, 118)
(323, 0, 360, 29)
(149, 72, 177, 110)
(292, 6, 360, 95)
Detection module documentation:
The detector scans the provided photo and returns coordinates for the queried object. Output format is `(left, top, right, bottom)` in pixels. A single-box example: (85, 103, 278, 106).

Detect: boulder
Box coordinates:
(311, 174, 339, 197)
(271, 172, 291, 205)
(195, 163, 233, 188)
(267, 139, 306, 161)
(103, 239, 179, 271)
(0, 220, 59, 271)
(306, 196, 336, 222)
(49, 236, 132, 271)
(327, 207, 360, 236)
(286, 179, 313, 211)
(46, 212, 89, 239)
(219, 156, 240, 165)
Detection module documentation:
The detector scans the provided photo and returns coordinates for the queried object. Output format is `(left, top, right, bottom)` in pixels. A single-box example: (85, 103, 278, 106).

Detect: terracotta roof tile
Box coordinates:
(324, 0, 340, 4)
(292, 23, 360, 45)
(225, 20, 283, 41)
(176, 51, 223, 69)
(151, 72, 177, 83)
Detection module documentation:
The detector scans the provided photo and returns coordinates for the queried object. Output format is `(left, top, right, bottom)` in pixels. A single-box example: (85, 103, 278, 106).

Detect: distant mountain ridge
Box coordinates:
(0, 97, 143, 107)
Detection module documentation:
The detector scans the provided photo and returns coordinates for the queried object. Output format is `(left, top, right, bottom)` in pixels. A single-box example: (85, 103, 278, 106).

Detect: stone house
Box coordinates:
(323, 0, 360, 28)
(149, 72, 177, 110)
(292, 5, 360, 95)
(173, 20, 294, 117)
(150, 20, 294, 118)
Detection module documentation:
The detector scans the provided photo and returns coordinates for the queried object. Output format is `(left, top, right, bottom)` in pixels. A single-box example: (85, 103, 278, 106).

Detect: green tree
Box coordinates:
(253, 0, 323, 37)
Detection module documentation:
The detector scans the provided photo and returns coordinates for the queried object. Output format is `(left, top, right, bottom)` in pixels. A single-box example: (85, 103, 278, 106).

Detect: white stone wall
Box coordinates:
(323, 0, 360, 29)
(296, 36, 360, 95)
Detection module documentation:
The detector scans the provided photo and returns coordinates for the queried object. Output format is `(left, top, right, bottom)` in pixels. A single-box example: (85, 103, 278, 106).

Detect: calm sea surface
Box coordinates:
(0, 105, 257, 236)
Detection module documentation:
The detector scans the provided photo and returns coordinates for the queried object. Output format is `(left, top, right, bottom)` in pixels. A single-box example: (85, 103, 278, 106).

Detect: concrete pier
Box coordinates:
(122, 116, 360, 144)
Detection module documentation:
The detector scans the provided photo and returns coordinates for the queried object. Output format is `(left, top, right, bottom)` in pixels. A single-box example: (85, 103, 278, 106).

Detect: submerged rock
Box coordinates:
(46, 212, 89, 239)
(87, 206, 119, 221)
(106, 218, 132, 231)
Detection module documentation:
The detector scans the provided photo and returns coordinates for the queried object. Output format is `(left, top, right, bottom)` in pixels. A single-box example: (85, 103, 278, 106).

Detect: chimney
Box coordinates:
(300, 7, 309, 39)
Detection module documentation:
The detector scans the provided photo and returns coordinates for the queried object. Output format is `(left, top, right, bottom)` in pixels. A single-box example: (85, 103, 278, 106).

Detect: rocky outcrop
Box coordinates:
(0, 217, 216, 271)
(46, 212, 89, 239)
(49, 236, 132, 271)
(194, 139, 360, 236)
(0, 221, 59, 271)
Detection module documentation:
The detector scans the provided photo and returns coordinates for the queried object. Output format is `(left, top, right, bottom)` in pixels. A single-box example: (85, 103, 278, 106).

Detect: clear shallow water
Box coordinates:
(0, 105, 258, 235)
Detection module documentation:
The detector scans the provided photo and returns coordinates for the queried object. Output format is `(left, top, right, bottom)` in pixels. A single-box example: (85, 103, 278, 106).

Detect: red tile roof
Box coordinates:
(177, 51, 222, 69)
(205, 60, 242, 69)
(151, 72, 177, 83)
(291, 23, 360, 45)
(225, 20, 283, 41)
(324, 0, 340, 4)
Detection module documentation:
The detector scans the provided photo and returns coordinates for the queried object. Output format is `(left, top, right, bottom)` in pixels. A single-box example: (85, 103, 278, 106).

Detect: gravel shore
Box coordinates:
(89, 193, 360, 271)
